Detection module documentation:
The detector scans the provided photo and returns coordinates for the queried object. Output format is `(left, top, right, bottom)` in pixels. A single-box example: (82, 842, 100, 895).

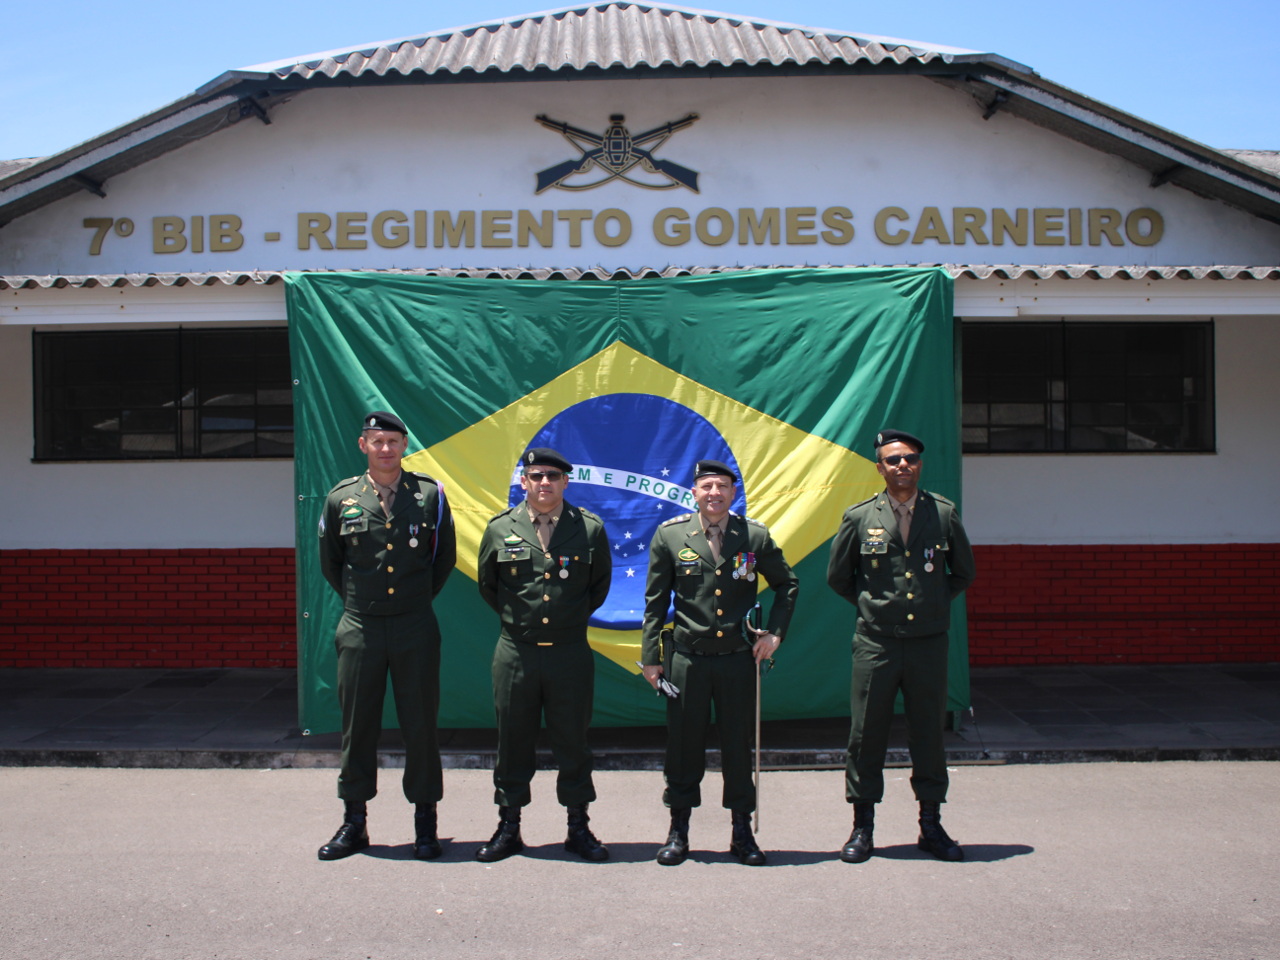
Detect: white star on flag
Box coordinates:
(626, 568, 635, 577)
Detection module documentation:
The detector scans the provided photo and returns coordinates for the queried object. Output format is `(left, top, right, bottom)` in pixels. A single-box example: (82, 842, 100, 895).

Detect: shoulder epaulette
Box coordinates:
(921, 489, 956, 507)
(330, 475, 360, 492)
(486, 504, 519, 524)
(848, 494, 878, 510)
(744, 516, 766, 528)
(660, 513, 697, 528)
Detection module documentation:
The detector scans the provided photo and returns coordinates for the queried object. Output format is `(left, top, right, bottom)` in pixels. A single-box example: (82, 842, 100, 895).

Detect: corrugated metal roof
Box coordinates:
(243, 3, 999, 82)
(0, 158, 42, 178)
(4, 265, 1278, 290)
(1223, 150, 1280, 177)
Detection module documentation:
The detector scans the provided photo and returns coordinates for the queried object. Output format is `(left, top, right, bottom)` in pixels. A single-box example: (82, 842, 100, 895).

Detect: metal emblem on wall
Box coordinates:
(534, 113, 700, 193)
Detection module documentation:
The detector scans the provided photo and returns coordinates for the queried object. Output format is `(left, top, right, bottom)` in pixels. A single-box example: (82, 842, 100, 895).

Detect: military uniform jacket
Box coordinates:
(477, 500, 611, 645)
(826, 488, 976, 639)
(642, 513, 799, 664)
(318, 471, 457, 616)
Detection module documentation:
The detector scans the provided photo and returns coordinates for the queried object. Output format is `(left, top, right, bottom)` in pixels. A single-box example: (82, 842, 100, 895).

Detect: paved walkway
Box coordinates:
(1, 662, 1278, 768)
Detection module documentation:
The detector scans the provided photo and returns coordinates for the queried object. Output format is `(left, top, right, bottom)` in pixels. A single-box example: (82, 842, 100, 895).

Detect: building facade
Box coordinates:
(2, 4, 1278, 677)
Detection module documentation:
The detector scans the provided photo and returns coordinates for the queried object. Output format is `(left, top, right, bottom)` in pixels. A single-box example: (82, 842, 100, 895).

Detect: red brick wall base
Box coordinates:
(966, 543, 1280, 665)
(1, 545, 1276, 668)
(0, 549, 295, 668)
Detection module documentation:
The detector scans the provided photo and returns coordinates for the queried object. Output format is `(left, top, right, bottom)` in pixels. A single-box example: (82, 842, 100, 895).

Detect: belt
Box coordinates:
(674, 642, 751, 657)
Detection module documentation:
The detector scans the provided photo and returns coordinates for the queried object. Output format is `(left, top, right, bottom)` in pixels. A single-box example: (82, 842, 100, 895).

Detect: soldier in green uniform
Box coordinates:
(827, 428, 976, 864)
(315, 411, 457, 861)
(475, 448, 612, 862)
(641, 459, 799, 866)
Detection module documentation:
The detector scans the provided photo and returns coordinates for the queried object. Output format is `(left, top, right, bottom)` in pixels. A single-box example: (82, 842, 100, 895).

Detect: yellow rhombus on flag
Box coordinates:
(404, 341, 880, 672)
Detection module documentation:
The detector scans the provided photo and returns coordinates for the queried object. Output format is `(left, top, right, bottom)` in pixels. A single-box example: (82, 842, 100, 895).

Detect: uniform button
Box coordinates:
(905, 571, 913, 579)
(716, 609, 723, 616)
(716, 630, 724, 638)
(388, 587, 395, 595)
(542, 617, 550, 624)
(387, 543, 394, 550)
(543, 595, 550, 602)
(715, 570, 721, 576)
(907, 592, 914, 599)
(544, 572, 551, 579)
(544, 552, 552, 559)
(387, 566, 394, 573)
(386, 522, 392, 529)
(905, 550, 911, 557)
(715, 589, 722, 597)
(907, 613, 914, 621)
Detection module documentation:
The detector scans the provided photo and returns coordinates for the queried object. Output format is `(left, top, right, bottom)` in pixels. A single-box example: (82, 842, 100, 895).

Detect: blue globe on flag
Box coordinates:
(510, 393, 745, 630)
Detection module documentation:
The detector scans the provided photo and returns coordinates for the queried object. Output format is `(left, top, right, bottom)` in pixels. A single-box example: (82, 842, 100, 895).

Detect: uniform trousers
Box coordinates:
(663, 647, 756, 812)
(846, 632, 950, 805)
(491, 636, 596, 808)
(335, 607, 442, 804)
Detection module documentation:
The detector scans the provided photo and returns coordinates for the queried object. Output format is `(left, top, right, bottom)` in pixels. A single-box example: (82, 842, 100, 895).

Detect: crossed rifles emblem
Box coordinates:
(535, 113, 701, 194)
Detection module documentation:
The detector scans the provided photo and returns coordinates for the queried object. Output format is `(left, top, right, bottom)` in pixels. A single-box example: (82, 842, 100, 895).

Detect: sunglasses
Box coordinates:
(525, 470, 565, 482)
(879, 453, 921, 466)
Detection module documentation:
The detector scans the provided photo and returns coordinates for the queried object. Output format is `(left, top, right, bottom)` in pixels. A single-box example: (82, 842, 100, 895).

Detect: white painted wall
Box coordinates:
(962, 313, 1280, 544)
(3, 75, 1279, 275)
(2, 281, 1277, 548)
(0, 296, 294, 549)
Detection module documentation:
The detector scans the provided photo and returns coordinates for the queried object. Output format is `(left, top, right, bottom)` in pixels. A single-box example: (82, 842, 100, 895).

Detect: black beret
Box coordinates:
(694, 459, 738, 483)
(874, 428, 924, 454)
(362, 410, 407, 434)
(521, 447, 572, 474)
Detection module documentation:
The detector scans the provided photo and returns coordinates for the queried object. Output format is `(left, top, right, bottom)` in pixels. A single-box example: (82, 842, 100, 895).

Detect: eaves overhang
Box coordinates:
(4, 264, 1279, 291)
(939, 68, 1280, 226)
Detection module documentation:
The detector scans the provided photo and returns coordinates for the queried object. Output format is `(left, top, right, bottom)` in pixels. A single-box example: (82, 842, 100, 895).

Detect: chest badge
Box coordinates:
(677, 548, 700, 562)
(341, 505, 363, 519)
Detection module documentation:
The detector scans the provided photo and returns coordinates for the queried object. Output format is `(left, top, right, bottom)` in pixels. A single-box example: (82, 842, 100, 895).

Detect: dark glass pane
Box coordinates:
(34, 327, 291, 461)
(200, 432, 255, 457)
(961, 320, 1212, 455)
(1071, 376, 1123, 402)
(990, 403, 1045, 426)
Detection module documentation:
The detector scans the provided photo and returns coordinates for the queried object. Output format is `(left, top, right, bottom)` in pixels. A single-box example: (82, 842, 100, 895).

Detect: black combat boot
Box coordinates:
(564, 802, 609, 862)
(840, 802, 876, 863)
(413, 802, 442, 860)
(729, 811, 766, 866)
(475, 805, 524, 862)
(655, 807, 691, 866)
(917, 801, 964, 861)
(317, 800, 369, 861)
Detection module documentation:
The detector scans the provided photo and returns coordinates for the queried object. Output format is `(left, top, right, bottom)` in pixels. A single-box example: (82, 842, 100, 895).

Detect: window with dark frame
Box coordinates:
(962, 321, 1214, 453)
(33, 327, 293, 461)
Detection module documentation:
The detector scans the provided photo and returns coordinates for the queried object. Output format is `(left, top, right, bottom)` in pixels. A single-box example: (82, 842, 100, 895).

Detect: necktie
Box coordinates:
(535, 514, 552, 551)
(895, 503, 911, 544)
(707, 523, 722, 563)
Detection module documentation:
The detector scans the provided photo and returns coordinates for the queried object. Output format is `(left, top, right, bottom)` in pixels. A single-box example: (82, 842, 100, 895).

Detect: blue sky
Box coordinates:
(3, 0, 1276, 161)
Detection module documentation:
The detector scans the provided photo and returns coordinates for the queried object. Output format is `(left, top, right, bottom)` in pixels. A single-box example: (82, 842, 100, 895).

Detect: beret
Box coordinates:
(362, 410, 407, 434)
(874, 428, 924, 454)
(521, 447, 572, 474)
(694, 459, 738, 483)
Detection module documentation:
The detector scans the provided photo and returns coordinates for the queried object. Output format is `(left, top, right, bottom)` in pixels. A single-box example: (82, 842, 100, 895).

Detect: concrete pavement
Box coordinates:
(4, 763, 1277, 960)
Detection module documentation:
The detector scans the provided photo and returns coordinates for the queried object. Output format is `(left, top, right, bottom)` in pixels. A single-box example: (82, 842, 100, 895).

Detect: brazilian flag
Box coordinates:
(286, 268, 965, 732)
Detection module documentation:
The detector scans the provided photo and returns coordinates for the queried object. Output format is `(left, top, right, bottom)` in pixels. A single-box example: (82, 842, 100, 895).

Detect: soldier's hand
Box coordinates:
(642, 664, 665, 690)
(748, 627, 781, 664)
